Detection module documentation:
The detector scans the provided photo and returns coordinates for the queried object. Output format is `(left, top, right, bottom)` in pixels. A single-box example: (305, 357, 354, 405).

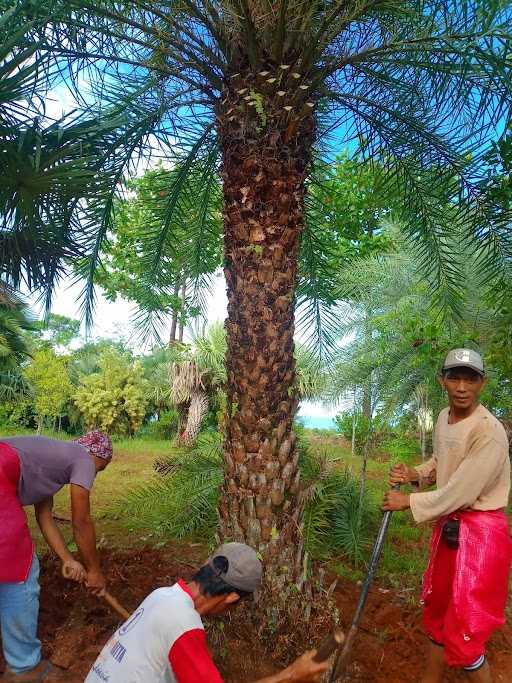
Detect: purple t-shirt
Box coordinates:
(1, 436, 96, 506)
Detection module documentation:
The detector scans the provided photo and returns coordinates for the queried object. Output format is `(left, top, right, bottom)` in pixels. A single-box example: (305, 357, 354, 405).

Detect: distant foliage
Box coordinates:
(25, 348, 73, 431)
(141, 409, 180, 440)
(73, 350, 148, 435)
(334, 411, 371, 454)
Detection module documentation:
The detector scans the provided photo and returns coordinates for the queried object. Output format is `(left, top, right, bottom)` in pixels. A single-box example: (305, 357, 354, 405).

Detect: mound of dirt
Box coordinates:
(1, 544, 511, 682)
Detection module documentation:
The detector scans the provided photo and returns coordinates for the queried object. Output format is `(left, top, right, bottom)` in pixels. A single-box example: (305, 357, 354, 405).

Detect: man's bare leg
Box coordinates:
(466, 660, 492, 683)
(420, 642, 445, 683)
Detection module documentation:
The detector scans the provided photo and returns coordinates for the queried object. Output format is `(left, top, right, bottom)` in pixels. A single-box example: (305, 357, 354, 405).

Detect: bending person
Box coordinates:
(383, 349, 511, 683)
(0, 431, 113, 682)
(85, 542, 328, 683)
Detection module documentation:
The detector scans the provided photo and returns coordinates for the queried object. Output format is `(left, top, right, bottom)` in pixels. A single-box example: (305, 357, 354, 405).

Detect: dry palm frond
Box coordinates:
(169, 359, 206, 404)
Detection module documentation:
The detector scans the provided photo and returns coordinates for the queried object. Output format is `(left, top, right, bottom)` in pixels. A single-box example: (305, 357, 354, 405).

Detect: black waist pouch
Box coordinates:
(442, 518, 460, 549)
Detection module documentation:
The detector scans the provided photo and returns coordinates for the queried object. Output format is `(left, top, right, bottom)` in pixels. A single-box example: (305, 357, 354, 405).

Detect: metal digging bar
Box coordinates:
(328, 484, 400, 682)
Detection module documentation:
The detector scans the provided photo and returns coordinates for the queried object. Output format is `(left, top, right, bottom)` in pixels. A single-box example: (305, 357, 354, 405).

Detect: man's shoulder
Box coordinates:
(144, 585, 203, 630)
(471, 405, 508, 446)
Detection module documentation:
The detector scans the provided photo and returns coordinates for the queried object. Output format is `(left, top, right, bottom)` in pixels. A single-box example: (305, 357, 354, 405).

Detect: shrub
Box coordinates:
(123, 433, 223, 538)
(334, 411, 397, 456)
(334, 411, 372, 454)
(24, 349, 73, 432)
(74, 350, 148, 435)
(139, 409, 180, 440)
(299, 443, 376, 565)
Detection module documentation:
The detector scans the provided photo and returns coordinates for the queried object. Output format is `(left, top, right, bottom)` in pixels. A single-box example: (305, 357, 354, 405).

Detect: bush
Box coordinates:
(138, 410, 180, 440)
(123, 433, 223, 538)
(299, 443, 376, 565)
(334, 411, 373, 454)
(380, 434, 421, 465)
(335, 411, 397, 456)
(74, 350, 148, 435)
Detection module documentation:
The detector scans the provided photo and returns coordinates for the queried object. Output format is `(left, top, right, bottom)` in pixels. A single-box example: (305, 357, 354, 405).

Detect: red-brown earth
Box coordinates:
(1, 544, 511, 682)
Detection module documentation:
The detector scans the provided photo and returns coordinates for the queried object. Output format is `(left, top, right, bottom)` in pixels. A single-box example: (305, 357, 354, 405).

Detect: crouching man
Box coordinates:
(85, 543, 328, 683)
(383, 349, 512, 683)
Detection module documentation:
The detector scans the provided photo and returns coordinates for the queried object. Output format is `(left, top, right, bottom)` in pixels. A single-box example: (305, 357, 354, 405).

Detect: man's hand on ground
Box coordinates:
(85, 569, 106, 595)
(62, 559, 86, 583)
(283, 650, 329, 682)
(382, 491, 411, 512)
(389, 463, 418, 486)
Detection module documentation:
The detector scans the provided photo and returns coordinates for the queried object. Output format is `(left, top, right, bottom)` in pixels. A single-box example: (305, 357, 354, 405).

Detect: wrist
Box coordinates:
(87, 565, 102, 575)
(60, 551, 75, 563)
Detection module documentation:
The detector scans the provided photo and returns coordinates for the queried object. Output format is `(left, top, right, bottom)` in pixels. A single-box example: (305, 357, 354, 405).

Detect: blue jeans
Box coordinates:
(0, 554, 42, 674)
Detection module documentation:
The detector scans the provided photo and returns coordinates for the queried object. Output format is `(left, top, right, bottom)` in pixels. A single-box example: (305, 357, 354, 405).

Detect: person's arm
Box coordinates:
(169, 630, 327, 683)
(34, 497, 86, 582)
(251, 651, 328, 683)
(388, 433, 507, 523)
(70, 483, 106, 594)
(389, 457, 437, 489)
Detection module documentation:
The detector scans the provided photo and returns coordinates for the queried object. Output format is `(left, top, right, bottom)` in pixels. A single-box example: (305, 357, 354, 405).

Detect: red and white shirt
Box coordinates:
(85, 581, 224, 683)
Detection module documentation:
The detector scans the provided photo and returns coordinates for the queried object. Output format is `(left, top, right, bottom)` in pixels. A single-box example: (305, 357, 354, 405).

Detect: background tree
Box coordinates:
(0, 284, 34, 399)
(95, 163, 223, 344)
(25, 347, 73, 432)
(326, 245, 512, 445)
(31, 313, 81, 349)
(0, 285, 34, 369)
(73, 349, 148, 435)
(0, 4, 136, 311)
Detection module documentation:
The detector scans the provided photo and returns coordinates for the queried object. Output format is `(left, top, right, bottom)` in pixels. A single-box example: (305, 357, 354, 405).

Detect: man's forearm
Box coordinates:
(36, 511, 74, 563)
(73, 518, 101, 572)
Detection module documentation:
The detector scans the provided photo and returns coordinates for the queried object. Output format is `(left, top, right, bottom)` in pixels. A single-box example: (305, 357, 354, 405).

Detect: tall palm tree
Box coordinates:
(7, 1, 512, 592)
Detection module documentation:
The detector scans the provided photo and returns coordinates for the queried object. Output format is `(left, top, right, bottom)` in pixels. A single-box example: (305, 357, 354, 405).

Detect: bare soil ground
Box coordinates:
(1, 543, 511, 683)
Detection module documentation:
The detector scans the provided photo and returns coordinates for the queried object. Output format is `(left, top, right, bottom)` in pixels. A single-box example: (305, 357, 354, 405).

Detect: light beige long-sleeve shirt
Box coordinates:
(409, 404, 510, 524)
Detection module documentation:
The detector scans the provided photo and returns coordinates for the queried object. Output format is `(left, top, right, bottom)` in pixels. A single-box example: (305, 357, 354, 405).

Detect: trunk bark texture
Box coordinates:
(215, 68, 315, 594)
(169, 279, 180, 344)
(178, 278, 186, 343)
(181, 391, 209, 446)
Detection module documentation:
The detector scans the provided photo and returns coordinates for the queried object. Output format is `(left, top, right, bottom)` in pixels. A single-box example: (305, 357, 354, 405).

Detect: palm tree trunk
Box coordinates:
(169, 279, 180, 344)
(216, 78, 315, 594)
(178, 278, 186, 343)
(181, 391, 209, 445)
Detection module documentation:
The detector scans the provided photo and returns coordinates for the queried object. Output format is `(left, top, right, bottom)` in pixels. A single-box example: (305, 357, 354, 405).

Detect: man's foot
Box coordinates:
(466, 660, 492, 683)
(1, 660, 56, 683)
(420, 641, 445, 683)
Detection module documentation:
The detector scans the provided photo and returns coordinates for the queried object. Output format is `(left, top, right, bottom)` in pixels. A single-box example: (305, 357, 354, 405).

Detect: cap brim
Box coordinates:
(442, 363, 484, 376)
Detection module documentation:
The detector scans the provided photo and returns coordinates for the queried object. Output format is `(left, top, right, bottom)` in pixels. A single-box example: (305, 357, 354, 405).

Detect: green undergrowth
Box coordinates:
(122, 432, 377, 567)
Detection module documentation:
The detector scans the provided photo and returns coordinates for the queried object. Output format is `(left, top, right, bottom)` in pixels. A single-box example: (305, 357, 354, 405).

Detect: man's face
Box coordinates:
(93, 456, 110, 472)
(439, 367, 486, 411)
(206, 592, 242, 616)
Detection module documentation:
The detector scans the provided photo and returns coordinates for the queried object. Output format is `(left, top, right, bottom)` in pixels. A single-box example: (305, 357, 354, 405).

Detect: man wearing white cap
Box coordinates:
(383, 349, 511, 683)
(85, 542, 328, 683)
